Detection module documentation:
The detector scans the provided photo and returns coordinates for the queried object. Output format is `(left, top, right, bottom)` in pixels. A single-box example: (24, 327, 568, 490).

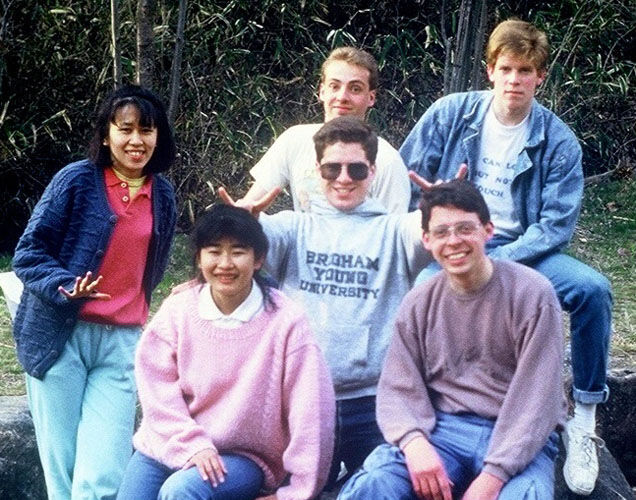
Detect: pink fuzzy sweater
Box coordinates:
(133, 285, 336, 499)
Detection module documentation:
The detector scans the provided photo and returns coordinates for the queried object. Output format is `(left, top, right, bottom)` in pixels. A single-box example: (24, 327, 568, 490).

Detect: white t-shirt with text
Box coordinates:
(474, 106, 529, 239)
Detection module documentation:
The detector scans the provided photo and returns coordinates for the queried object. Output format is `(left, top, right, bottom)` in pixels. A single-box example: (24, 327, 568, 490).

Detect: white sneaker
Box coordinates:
(562, 420, 604, 496)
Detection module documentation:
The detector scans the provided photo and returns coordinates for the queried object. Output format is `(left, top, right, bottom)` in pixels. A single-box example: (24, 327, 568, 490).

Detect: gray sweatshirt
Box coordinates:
(261, 199, 430, 400)
(377, 260, 567, 482)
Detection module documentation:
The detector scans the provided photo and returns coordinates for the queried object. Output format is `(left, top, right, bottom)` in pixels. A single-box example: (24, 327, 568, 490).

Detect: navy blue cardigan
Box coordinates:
(12, 160, 176, 378)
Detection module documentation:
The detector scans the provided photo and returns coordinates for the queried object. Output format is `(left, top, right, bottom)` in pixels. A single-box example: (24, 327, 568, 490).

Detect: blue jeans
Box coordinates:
(325, 395, 386, 490)
(415, 245, 612, 404)
(338, 412, 559, 500)
(117, 451, 264, 500)
(26, 321, 140, 500)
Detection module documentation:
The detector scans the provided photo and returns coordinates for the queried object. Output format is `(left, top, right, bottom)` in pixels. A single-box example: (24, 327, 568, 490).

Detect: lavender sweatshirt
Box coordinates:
(377, 260, 567, 482)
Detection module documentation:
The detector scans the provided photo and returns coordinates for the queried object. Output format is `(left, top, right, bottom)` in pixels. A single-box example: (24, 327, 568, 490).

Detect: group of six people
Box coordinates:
(12, 18, 612, 500)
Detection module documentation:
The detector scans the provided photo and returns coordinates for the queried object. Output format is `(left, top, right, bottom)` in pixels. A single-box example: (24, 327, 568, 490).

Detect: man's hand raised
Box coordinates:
(402, 435, 453, 500)
(217, 186, 281, 218)
(409, 163, 468, 191)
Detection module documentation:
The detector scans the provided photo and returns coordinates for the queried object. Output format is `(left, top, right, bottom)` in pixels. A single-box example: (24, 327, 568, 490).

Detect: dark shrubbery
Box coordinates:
(1, 0, 634, 252)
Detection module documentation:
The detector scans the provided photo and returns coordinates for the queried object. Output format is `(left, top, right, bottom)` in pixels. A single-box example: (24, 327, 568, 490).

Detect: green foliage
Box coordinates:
(568, 178, 636, 359)
(495, 0, 636, 174)
(1, 0, 634, 248)
(149, 234, 193, 312)
(0, 2, 113, 251)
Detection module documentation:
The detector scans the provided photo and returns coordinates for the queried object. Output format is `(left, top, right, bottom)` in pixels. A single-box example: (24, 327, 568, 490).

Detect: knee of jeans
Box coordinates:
(360, 444, 403, 470)
(340, 467, 401, 499)
(499, 479, 551, 500)
(577, 272, 612, 306)
(158, 468, 205, 500)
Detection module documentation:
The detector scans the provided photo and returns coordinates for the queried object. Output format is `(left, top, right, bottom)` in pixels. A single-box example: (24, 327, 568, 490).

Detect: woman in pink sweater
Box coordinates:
(117, 205, 335, 500)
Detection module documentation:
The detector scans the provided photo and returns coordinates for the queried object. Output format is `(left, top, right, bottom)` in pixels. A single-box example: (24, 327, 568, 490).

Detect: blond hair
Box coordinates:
(487, 19, 549, 71)
(320, 47, 379, 90)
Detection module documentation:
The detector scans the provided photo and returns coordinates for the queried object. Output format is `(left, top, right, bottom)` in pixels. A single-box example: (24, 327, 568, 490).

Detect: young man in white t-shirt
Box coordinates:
(242, 47, 410, 213)
(400, 19, 612, 496)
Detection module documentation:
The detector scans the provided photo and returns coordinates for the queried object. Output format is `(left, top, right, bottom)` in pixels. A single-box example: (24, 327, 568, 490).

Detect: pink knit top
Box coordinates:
(80, 167, 153, 325)
(133, 285, 335, 499)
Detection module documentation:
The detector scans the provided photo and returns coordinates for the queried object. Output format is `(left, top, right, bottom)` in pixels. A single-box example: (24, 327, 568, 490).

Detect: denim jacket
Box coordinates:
(12, 160, 176, 378)
(401, 90, 583, 263)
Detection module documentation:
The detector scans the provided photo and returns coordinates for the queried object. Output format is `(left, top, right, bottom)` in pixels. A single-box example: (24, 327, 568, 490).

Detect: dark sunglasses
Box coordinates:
(319, 162, 370, 181)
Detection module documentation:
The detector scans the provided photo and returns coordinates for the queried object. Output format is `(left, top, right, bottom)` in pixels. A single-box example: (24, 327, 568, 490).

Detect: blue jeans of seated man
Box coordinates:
(116, 451, 264, 500)
(415, 241, 612, 405)
(324, 395, 386, 490)
(26, 321, 140, 500)
(338, 412, 560, 500)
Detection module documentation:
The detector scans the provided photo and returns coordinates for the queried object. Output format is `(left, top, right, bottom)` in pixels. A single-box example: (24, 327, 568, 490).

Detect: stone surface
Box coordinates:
(0, 395, 46, 500)
(1, 382, 634, 500)
(598, 369, 636, 487)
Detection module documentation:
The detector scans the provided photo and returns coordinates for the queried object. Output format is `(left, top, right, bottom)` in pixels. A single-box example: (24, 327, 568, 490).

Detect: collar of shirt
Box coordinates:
(104, 167, 152, 198)
(198, 280, 264, 328)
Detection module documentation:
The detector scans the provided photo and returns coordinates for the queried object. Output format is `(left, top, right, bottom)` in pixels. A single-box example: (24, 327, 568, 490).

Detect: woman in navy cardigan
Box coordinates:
(12, 85, 177, 500)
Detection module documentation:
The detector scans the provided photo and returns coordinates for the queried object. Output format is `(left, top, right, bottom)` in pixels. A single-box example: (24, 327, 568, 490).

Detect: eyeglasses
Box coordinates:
(319, 162, 370, 181)
(428, 221, 481, 240)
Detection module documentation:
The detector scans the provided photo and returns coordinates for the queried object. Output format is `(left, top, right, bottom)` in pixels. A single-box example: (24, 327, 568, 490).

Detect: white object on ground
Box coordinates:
(0, 271, 24, 322)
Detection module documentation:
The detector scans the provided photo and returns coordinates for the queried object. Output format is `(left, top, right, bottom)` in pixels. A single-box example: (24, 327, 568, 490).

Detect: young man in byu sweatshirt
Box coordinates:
(221, 116, 430, 489)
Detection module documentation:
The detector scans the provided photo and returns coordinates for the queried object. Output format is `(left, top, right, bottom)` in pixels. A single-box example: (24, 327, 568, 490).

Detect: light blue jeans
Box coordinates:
(415, 245, 612, 404)
(26, 320, 140, 500)
(116, 450, 264, 500)
(338, 412, 559, 500)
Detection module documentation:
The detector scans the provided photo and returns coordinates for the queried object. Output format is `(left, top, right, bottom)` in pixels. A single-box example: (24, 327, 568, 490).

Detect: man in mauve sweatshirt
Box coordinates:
(338, 180, 566, 500)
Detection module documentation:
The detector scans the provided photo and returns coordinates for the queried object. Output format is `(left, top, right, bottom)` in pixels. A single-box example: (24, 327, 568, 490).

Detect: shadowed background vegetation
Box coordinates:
(0, 0, 635, 395)
(1, 0, 634, 253)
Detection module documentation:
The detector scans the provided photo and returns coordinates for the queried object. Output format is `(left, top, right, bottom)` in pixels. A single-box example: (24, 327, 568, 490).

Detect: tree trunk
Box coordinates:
(470, 0, 488, 90)
(136, 0, 155, 88)
(168, 0, 187, 126)
(442, 0, 488, 95)
(441, 0, 453, 95)
(451, 0, 473, 93)
(110, 0, 122, 88)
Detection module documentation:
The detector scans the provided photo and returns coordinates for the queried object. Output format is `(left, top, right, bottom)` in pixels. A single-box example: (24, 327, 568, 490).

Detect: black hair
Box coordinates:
(419, 180, 491, 231)
(313, 116, 378, 164)
(88, 85, 176, 174)
(191, 204, 276, 311)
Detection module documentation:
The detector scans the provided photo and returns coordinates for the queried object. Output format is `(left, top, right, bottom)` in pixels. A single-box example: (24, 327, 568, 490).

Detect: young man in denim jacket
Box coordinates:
(400, 19, 611, 496)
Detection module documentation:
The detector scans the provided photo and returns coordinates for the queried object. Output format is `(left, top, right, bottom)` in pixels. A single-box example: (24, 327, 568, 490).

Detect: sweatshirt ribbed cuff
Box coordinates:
(398, 429, 427, 451)
(482, 463, 511, 483)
